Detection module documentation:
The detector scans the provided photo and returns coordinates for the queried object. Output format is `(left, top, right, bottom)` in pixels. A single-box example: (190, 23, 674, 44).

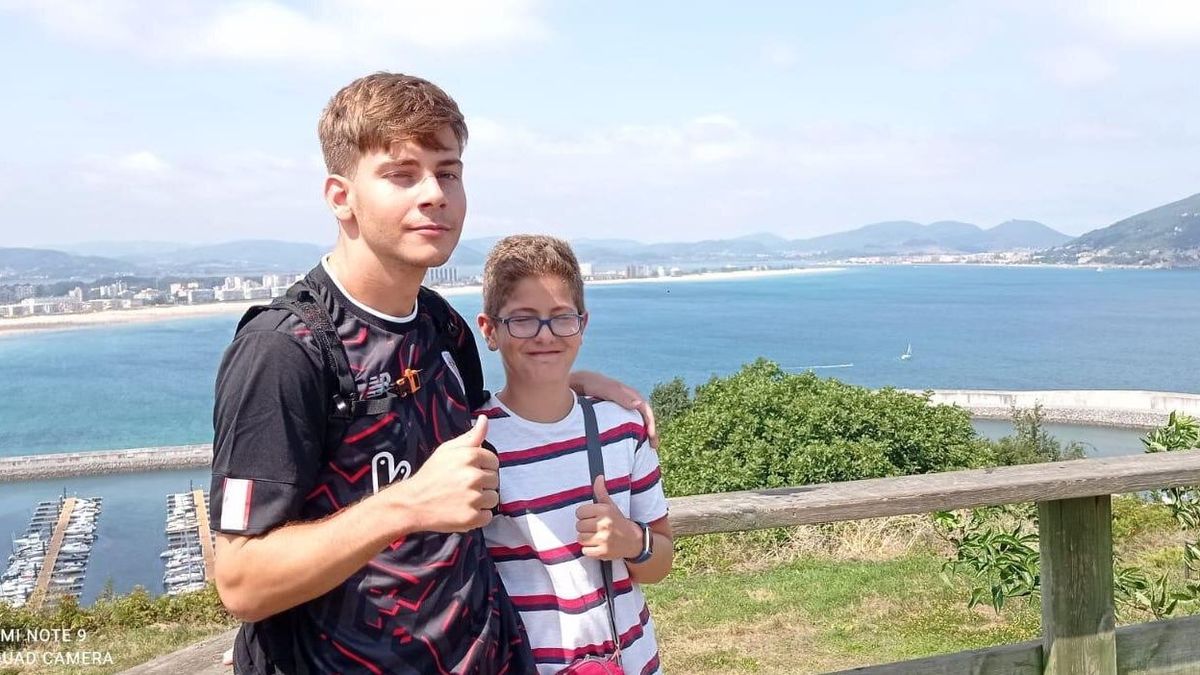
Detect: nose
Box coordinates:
(530, 320, 556, 342)
(417, 173, 446, 209)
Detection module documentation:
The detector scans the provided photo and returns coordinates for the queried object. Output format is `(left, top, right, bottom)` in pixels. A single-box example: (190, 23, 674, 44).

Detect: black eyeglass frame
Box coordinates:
(489, 313, 586, 339)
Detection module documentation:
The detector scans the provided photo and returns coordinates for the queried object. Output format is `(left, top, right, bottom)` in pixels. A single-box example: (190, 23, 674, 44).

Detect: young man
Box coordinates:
(477, 236, 673, 675)
(210, 73, 654, 674)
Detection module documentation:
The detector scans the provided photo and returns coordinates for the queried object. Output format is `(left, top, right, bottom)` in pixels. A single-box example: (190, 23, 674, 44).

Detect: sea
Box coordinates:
(0, 264, 1197, 603)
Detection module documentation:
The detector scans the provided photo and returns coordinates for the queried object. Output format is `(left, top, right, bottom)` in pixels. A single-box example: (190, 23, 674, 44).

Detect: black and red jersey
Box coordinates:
(210, 262, 534, 674)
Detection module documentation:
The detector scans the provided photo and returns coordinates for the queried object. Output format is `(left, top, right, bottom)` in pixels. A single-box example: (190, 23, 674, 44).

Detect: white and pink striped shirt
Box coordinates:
(480, 395, 669, 675)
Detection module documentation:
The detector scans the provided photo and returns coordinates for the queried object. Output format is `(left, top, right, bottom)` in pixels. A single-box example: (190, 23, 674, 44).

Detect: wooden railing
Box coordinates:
(666, 449, 1200, 674)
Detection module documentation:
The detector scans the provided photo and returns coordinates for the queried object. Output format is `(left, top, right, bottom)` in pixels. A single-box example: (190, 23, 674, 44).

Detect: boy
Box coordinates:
(210, 73, 653, 674)
(477, 235, 673, 674)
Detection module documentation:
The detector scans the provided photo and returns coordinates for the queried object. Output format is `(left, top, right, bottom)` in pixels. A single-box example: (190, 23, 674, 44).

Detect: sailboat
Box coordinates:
(899, 343, 912, 361)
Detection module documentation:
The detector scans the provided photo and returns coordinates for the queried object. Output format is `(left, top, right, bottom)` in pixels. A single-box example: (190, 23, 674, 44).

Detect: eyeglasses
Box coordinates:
(491, 313, 584, 339)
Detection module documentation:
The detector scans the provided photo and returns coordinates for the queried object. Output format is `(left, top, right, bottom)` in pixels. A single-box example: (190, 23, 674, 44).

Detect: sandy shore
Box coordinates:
(0, 267, 843, 336)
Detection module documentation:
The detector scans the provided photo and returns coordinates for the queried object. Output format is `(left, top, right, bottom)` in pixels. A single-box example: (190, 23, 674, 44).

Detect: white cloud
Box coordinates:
(1043, 46, 1116, 87)
(1076, 0, 1200, 46)
(760, 40, 799, 69)
(114, 151, 171, 173)
(0, 0, 550, 66)
(470, 114, 759, 168)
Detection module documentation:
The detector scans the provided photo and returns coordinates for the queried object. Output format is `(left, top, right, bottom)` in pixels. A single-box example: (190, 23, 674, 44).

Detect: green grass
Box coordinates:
(1, 497, 1194, 673)
(645, 553, 1041, 674)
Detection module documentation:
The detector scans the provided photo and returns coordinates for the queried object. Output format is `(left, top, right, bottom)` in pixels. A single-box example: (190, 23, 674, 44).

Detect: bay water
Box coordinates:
(0, 264, 1196, 601)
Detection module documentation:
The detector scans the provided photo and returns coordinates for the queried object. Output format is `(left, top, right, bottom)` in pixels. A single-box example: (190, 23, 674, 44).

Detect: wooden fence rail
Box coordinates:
(664, 449, 1200, 674)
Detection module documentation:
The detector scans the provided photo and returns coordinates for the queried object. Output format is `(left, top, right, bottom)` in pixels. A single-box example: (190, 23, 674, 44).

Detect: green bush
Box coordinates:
(648, 376, 692, 428)
(987, 404, 1085, 466)
(654, 359, 985, 497)
(0, 583, 231, 652)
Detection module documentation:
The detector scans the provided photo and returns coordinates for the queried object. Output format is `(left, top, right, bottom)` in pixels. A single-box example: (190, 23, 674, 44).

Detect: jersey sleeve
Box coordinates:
(209, 329, 328, 536)
(628, 422, 669, 524)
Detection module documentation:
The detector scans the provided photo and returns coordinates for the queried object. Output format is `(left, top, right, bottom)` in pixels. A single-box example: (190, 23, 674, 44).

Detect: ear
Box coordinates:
(579, 311, 589, 336)
(324, 174, 356, 232)
(477, 313, 498, 351)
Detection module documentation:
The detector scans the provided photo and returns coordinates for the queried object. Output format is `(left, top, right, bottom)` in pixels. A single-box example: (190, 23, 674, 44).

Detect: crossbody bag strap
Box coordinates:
(579, 395, 622, 664)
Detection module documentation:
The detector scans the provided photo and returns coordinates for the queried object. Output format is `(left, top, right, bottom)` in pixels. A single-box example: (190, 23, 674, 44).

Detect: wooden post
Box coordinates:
(1039, 496, 1116, 675)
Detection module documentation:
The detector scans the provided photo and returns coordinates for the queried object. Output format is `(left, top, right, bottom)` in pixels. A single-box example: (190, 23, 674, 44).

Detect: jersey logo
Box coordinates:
(363, 372, 393, 399)
(442, 351, 466, 396)
(371, 451, 412, 494)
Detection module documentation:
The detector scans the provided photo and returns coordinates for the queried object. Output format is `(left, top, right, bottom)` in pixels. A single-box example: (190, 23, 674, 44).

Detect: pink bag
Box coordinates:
(557, 655, 625, 674)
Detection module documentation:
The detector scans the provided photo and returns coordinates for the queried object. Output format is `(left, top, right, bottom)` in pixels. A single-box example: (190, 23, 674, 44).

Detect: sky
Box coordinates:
(0, 0, 1198, 248)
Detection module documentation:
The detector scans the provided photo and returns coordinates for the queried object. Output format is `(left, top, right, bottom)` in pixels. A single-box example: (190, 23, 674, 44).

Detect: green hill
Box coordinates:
(1042, 192, 1200, 266)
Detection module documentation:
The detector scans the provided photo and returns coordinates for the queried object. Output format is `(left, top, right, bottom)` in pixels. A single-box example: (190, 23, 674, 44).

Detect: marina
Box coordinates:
(159, 490, 214, 595)
(0, 488, 223, 607)
(1, 495, 101, 610)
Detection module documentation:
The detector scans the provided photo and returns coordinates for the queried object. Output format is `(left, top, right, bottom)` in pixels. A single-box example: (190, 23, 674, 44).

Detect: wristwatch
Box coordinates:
(626, 521, 653, 564)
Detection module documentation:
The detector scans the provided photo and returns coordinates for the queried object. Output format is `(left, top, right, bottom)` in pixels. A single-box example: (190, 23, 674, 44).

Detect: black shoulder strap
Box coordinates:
(417, 285, 461, 354)
(283, 282, 362, 420)
(233, 280, 390, 423)
(580, 395, 623, 663)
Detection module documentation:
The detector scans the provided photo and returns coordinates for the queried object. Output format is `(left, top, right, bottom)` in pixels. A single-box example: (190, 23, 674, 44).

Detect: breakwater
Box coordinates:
(2, 390, 1197, 482)
(916, 389, 1200, 429)
(0, 445, 209, 483)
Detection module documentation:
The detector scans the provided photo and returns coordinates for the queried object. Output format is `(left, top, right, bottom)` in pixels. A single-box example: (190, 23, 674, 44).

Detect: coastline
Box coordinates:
(0, 267, 843, 336)
(2, 388, 1192, 482)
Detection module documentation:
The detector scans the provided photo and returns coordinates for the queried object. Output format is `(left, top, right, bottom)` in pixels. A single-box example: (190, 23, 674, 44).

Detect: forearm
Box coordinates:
(626, 531, 673, 584)
(215, 495, 413, 622)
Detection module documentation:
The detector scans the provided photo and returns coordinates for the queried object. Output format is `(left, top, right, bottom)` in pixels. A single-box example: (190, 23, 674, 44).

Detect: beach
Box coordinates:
(0, 267, 843, 336)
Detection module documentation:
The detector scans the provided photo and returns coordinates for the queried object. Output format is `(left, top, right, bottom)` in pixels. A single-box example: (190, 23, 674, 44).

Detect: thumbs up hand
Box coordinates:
(575, 475, 642, 561)
(386, 415, 500, 533)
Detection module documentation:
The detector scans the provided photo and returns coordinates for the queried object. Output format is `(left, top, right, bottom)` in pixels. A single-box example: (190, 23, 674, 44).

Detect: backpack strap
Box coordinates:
(233, 280, 392, 425)
(417, 285, 463, 356)
(232, 283, 461, 430)
(579, 395, 623, 665)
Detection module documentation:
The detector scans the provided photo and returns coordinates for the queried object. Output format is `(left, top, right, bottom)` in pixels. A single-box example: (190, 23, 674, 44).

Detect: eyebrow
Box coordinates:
(504, 305, 578, 315)
(378, 158, 462, 170)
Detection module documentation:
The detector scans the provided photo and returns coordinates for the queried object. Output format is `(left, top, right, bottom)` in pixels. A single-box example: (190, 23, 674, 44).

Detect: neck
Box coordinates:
(498, 378, 575, 423)
(328, 239, 426, 317)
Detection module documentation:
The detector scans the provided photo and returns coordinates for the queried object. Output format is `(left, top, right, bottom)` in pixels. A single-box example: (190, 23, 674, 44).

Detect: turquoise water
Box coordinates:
(0, 264, 1195, 599)
(1, 265, 1196, 457)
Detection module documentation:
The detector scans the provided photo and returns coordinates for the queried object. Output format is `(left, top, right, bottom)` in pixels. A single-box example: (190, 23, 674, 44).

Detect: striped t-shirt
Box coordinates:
(480, 395, 669, 675)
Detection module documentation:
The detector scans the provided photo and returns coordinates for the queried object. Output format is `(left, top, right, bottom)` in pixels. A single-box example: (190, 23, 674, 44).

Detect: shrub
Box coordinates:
(656, 359, 984, 497)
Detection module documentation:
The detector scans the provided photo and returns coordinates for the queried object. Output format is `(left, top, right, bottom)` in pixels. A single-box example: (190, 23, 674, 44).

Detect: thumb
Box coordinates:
(593, 475, 614, 504)
(453, 415, 488, 447)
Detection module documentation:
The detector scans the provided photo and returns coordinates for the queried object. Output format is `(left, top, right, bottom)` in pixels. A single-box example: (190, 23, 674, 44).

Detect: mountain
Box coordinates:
(6, 212, 1084, 285)
(126, 240, 329, 274)
(984, 220, 1072, 250)
(1041, 193, 1200, 265)
(52, 240, 191, 259)
(791, 219, 1067, 256)
(0, 248, 139, 282)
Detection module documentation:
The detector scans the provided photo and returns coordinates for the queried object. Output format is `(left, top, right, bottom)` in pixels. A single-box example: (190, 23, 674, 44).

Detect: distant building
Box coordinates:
(0, 304, 33, 318)
(579, 262, 594, 278)
(243, 287, 271, 300)
(262, 274, 301, 289)
(134, 289, 167, 304)
(426, 266, 459, 286)
(625, 264, 654, 279)
(11, 284, 36, 303)
(186, 289, 216, 304)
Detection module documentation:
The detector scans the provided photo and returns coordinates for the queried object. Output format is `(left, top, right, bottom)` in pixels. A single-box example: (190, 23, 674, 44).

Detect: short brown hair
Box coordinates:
(318, 72, 468, 177)
(483, 235, 586, 317)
